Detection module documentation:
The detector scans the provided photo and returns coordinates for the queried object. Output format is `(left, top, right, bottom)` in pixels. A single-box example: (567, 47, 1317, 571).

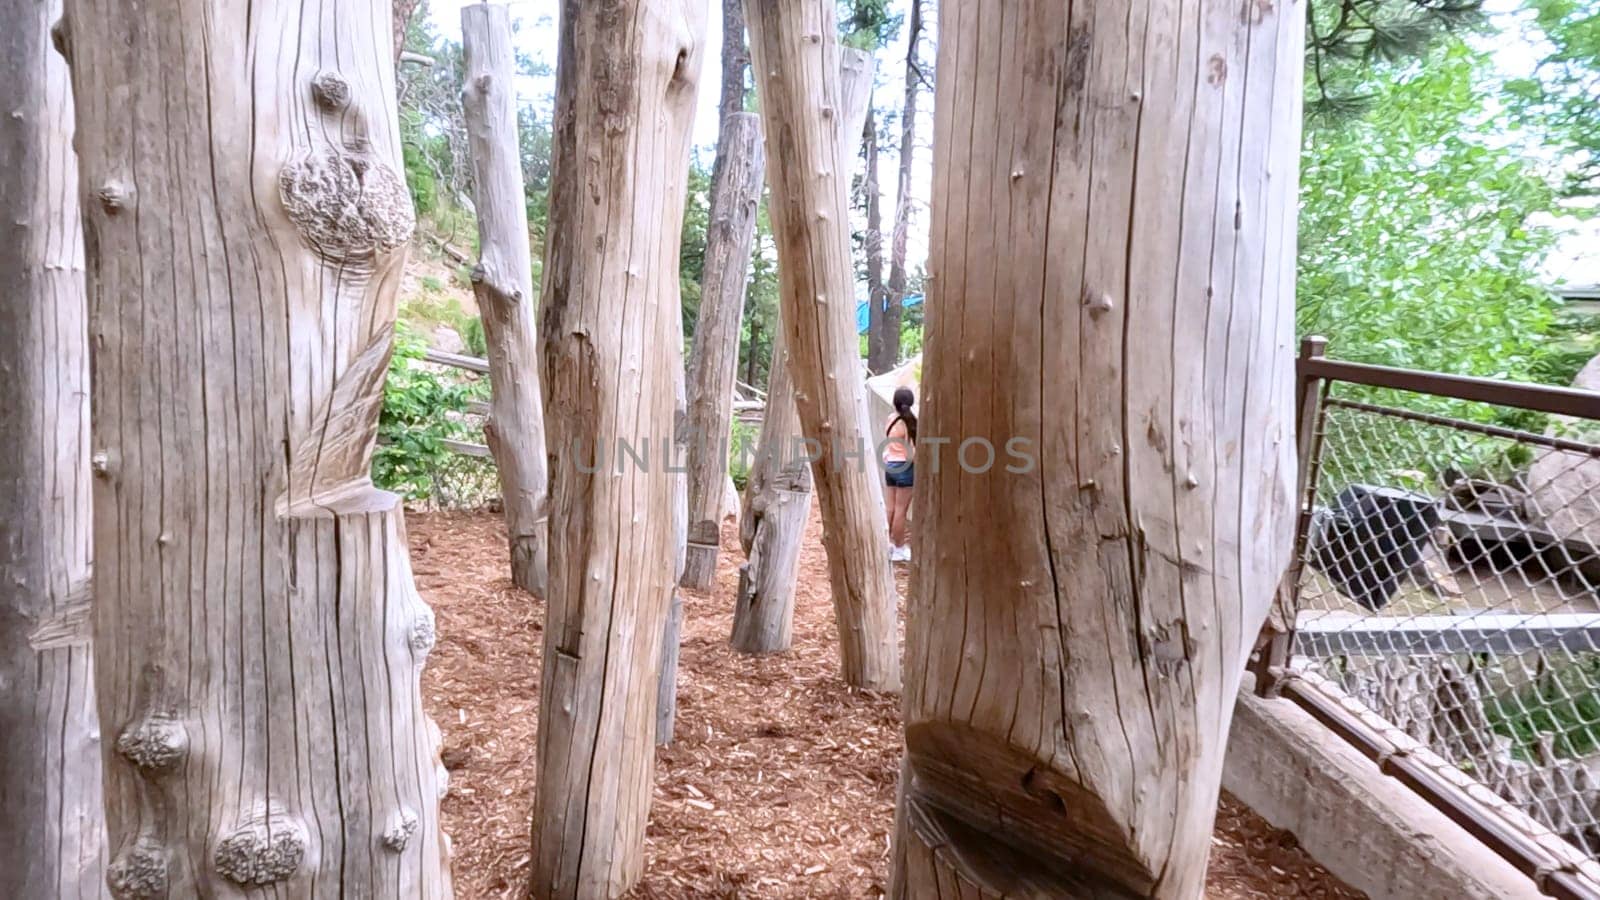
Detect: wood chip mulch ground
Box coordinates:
(410, 508, 1365, 899)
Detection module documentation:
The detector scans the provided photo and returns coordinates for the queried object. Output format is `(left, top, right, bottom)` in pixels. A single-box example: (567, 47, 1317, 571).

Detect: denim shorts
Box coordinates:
(884, 461, 914, 488)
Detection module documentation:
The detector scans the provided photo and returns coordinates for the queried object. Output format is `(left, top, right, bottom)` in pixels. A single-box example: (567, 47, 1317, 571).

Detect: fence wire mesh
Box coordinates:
(1290, 383, 1600, 864)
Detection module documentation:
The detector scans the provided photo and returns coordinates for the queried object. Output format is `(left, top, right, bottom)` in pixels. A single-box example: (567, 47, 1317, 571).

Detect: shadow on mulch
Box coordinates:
(409, 509, 1364, 900)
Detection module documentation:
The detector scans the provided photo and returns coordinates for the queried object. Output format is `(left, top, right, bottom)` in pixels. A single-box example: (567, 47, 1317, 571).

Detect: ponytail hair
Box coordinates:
(890, 387, 917, 443)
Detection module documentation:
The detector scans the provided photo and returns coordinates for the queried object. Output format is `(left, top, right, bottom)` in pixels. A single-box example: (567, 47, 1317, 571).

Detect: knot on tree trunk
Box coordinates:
(214, 813, 307, 887)
(107, 840, 168, 899)
(279, 148, 414, 262)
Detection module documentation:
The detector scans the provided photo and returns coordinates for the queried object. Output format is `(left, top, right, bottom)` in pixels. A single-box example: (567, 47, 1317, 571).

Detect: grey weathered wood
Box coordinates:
(657, 240, 694, 749)
(732, 485, 809, 653)
(655, 591, 686, 745)
(462, 2, 550, 596)
(740, 27, 897, 689)
(733, 47, 874, 655)
(682, 112, 765, 591)
(0, 4, 105, 896)
(891, 0, 1305, 894)
(423, 347, 491, 374)
(67, 0, 451, 894)
(682, 0, 761, 591)
(533, 0, 706, 894)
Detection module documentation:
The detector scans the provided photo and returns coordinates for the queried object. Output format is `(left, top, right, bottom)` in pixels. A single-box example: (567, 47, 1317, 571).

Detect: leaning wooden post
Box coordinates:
(891, 0, 1304, 894)
(533, 0, 706, 894)
(462, 2, 551, 597)
(0, 3, 105, 895)
(733, 46, 875, 655)
(681, 113, 765, 590)
(742, 18, 898, 690)
(67, 0, 450, 894)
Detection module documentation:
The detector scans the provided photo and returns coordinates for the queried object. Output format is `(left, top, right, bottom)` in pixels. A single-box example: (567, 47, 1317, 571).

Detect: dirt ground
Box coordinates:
(410, 509, 1365, 899)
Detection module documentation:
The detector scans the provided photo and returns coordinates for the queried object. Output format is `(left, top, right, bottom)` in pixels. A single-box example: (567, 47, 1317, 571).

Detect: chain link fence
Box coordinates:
(1272, 343, 1600, 892)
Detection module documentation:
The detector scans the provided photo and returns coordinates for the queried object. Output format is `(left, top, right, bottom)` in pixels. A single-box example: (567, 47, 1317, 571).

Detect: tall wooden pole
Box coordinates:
(0, 2, 105, 895)
(462, 2, 551, 597)
(733, 46, 875, 656)
(681, 0, 763, 590)
(892, 0, 1304, 895)
(681, 113, 764, 590)
(532, 0, 706, 894)
(743, 8, 899, 691)
(67, 1, 450, 894)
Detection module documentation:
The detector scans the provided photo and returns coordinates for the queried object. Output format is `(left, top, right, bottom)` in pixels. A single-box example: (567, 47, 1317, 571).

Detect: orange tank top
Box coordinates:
(882, 415, 911, 463)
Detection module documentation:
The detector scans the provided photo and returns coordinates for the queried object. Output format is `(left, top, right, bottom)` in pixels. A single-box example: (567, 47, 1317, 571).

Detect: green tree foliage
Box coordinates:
(399, 8, 471, 233)
(1299, 42, 1559, 382)
(375, 325, 489, 501)
(740, 197, 783, 389)
(1306, 0, 1485, 112)
(680, 158, 714, 343)
(839, 0, 900, 49)
(1506, 0, 1600, 196)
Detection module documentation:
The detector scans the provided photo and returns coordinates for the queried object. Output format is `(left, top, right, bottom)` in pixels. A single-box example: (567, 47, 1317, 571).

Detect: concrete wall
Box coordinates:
(1225, 686, 1543, 900)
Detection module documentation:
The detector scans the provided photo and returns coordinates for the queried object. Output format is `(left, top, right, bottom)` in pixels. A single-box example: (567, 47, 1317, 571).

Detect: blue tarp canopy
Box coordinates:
(856, 294, 923, 334)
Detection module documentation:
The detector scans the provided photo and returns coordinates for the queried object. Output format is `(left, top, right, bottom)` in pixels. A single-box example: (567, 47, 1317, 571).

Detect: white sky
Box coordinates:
(427, 0, 1596, 290)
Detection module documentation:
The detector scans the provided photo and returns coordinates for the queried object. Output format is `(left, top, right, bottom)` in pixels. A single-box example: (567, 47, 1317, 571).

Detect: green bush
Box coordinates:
(373, 325, 487, 501)
(728, 419, 760, 490)
(1485, 656, 1600, 761)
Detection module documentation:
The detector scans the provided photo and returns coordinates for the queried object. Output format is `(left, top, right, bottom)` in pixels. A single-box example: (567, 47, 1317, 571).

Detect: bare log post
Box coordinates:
(743, 13, 898, 690)
(462, 2, 550, 597)
(656, 290, 692, 748)
(681, 113, 765, 590)
(68, 1, 451, 894)
(891, 0, 1304, 894)
(732, 46, 877, 658)
(0, 5, 105, 895)
(655, 590, 686, 745)
(533, 0, 706, 894)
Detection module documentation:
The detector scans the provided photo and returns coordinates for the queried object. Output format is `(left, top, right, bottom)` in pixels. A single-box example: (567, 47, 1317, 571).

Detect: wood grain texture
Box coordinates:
(682, 111, 764, 591)
(533, 0, 707, 894)
(741, 24, 898, 690)
(892, 0, 1303, 895)
(732, 48, 872, 657)
(66, 1, 450, 895)
(0, 2, 105, 895)
(462, 2, 551, 597)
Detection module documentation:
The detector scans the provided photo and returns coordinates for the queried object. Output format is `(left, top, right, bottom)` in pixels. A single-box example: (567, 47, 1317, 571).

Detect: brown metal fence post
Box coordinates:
(1252, 336, 1329, 696)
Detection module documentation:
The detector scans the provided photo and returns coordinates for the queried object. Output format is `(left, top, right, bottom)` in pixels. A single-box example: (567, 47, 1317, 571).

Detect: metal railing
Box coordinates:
(1256, 337, 1600, 899)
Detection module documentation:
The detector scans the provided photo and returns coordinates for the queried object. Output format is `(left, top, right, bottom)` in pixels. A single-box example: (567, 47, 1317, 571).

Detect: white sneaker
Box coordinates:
(890, 544, 910, 562)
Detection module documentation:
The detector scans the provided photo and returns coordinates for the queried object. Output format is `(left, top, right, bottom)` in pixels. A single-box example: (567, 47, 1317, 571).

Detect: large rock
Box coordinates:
(1525, 353, 1600, 549)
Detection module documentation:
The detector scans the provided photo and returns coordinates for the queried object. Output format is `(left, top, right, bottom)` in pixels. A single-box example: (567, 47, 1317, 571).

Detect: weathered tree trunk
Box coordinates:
(462, 3, 550, 597)
(680, 2, 763, 592)
(862, 109, 891, 374)
(883, 0, 923, 369)
(682, 0, 759, 590)
(733, 46, 876, 657)
(891, 0, 1304, 895)
(533, 0, 706, 894)
(657, 309, 691, 748)
(67, 1, 451, 895)
(0, 4, 105, 896)
(682, 122, 764, 588)
(744, 9, 898, 692)
(393, 0, 423, 61)
(655, 590, 685, 744)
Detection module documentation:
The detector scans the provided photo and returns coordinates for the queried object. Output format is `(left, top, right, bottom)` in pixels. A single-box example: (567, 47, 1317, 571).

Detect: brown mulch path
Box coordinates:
(410, 509, 1364, 899)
